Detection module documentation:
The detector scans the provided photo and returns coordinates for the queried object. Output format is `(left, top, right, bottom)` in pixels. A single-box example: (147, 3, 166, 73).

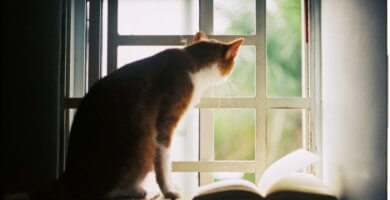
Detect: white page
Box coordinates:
(257, 149, 320, 196)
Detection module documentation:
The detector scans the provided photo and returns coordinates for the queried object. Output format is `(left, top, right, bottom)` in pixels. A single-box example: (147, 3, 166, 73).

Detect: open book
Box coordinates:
(192, 149, 337, 200)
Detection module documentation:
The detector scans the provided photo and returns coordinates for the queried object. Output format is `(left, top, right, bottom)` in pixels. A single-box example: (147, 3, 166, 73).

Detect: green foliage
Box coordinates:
(267, 0, 302, 97)
(213, 0, 302, 183)
(214, 109, 255, 160)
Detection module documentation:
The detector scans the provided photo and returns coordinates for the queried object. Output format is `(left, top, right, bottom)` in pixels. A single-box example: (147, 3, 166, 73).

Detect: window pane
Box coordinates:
(117, 46, 180, 68)
(214, 108, 255, 160)
(214, 0, 255, 35)
(266, 0, 302, 97)
(214, 172, 255, 184)
(213, 46, 256, 98)
(171, 109, 199, 162)
(266, 109, 303, 165)
(68, 109, 77, 131)
(118, 0, 198, 35)
(172, 172, 198, 196)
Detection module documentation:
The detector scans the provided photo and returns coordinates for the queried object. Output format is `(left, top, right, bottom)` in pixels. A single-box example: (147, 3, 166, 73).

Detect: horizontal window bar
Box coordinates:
(172, 161, 256, 172)
(198, 97, 310, 109)
(113, 35, 256, 46)
(64, 98, 82, 108)
(267, 98, 310, 109)
(197, 97, 257, 108)
(63, 97, 310, 109)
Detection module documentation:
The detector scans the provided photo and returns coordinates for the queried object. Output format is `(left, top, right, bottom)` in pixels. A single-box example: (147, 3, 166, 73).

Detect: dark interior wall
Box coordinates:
(2, 0, 62, 193)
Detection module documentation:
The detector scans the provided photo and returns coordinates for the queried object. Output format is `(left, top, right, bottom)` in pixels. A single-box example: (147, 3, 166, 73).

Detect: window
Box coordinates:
(61, 0, 322, 195)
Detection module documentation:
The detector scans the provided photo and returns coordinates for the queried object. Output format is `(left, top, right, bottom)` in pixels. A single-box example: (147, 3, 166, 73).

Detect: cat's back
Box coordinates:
(105, 48, 194, 81)
(81, 48, 196, 110)
(68, 47, 196, 137)
(64, 47, 197, 198)
(80, 48, 193, 102)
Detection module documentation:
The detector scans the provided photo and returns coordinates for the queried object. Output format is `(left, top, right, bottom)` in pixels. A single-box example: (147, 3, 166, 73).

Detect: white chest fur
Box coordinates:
(189, 64, 226, 108)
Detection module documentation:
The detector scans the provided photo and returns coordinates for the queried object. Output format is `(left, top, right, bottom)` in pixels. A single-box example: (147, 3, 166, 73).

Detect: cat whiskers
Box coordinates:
(226, 79, 240, 97)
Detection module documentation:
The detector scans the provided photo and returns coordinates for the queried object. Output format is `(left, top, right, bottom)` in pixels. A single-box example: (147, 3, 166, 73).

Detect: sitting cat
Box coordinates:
(62, 32, 244, 199)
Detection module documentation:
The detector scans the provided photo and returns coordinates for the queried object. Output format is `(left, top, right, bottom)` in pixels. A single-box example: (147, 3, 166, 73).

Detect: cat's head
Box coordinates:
(185, 32, 244, 86)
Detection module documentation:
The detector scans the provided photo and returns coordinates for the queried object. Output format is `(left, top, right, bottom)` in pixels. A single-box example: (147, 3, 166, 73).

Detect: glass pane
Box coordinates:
(214, 0, 255, 35)
(117, 46, 180, 68)
(266, 0, 302, 97)
(66, 109, 77, 153)
(118, 0, 198, 35)
(68, 109, 77, 132)
(214, 108, 255, 160)
(171, 109, 199, 162)
(266, 109, 303, 165)
(214, 172, 255, 184)
(213, 46, 256, 97)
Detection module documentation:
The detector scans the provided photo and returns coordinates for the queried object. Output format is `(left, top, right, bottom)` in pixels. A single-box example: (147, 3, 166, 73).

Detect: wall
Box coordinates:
(322, 0, 387, 199)
(1, 0, 62, 193)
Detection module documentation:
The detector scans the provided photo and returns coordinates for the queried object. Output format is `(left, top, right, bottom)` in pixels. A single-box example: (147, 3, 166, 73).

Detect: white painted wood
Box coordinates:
(172, 161, 256, 172)
(309, 0, 323, 177)
(254, 0, 267, 184)
(116, 35, 256, 46)
(199, 108, 214, 185)
(198, 0, 215, 186)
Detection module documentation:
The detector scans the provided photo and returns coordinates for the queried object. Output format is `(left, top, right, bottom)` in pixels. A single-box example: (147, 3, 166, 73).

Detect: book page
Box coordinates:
(257, 149, 320, 196)
(266, 172, 334, 196)
(193, 179, 260, 197)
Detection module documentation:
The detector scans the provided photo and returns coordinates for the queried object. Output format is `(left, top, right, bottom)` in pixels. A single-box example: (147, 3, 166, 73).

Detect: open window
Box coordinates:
(61, 0, 321, 195)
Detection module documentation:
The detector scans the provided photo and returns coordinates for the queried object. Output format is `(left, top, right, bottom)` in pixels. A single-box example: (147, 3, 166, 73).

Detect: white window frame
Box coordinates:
(61, 0, 322, 186)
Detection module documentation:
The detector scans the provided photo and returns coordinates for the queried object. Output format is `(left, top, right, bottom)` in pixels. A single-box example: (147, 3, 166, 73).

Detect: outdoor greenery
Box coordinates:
(213, 0, 302, 183)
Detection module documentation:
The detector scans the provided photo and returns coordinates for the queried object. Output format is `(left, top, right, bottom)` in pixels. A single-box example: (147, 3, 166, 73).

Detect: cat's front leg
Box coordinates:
(154, 144, 180, 199)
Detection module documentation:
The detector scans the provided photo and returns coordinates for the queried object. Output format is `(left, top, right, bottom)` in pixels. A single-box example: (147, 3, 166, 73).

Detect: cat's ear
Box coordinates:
(225, 38, 245, 59)
(193, 31, 208, 42)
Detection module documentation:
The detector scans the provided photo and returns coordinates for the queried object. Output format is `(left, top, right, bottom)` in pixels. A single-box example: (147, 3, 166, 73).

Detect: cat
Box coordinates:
(61, 32, 244, 200)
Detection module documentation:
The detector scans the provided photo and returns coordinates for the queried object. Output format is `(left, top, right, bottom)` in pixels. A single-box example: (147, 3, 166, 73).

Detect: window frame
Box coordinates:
(61, 0, 322, 186)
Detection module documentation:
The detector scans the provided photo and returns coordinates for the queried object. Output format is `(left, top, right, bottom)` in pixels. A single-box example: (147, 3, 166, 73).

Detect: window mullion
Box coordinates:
(63, 97, 311, 110)
(255, 0, 267, 184)
(114, 35, 256, 46)
(308, 0, 322, 176)
(87, 0, 103, 89)
(199, 0, 214, 186)
(107, 0, 118, 73)
(302, 0, 311, 171)
(199, 0, 213, 35)
(172, 161, 256, 172)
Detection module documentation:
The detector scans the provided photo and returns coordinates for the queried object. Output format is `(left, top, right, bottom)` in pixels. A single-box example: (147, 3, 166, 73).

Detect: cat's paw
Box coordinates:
(161, 187, 181, 200)
(162, 190, 180, 200)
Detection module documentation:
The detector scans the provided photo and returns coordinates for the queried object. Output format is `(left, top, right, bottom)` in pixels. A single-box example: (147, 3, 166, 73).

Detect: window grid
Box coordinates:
(62, 0, 320, 186)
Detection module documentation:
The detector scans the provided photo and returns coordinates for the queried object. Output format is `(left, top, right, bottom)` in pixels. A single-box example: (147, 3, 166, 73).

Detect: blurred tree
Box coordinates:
(213, 0, 302, 183)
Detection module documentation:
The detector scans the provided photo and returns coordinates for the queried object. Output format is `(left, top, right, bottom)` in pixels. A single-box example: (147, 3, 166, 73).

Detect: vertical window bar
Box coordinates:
(59, 0, 72, 177)
(88, 0, 103, 89)
(199, 0, 214, 186)
(62, 0, 87, 173)
(302, 0, 310, 151)
(302, 0, 313, 174)
(107, 0, 118, 74)
(255, 0, 267, 184)
(309, 0, 322, 177)
(199, 0, 213, 35)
